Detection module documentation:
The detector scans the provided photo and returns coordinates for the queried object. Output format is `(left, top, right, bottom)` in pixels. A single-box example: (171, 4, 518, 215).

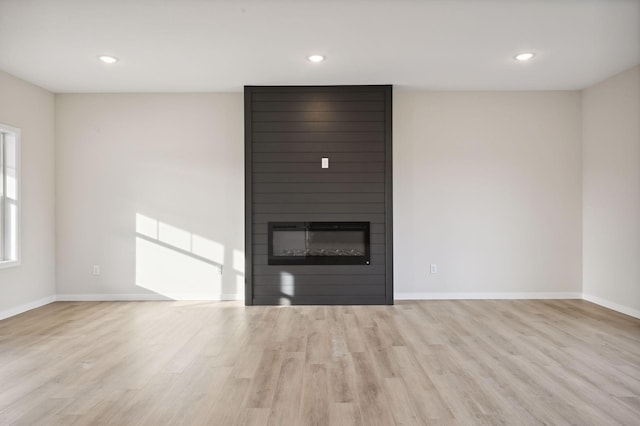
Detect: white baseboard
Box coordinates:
(55, 293, 244, 302)
(582, 293, 640, 319)
(3, 293, 637, 323)
(394, 292, 583, 300)
(0, 295, 57, 321)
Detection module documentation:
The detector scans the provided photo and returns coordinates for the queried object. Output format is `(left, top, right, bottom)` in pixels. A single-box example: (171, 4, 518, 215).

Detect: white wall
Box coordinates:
(1, 71, 636, 313)
(55, 91, 585, 302)
(394, 92, 583, 298)
(55, 94, 244, 300)
(0, 71, 56, 319)
(583, 65, 640, 317)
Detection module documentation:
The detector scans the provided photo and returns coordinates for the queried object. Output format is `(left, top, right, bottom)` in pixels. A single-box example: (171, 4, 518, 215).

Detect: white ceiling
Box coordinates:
(0, 0, 638, 93)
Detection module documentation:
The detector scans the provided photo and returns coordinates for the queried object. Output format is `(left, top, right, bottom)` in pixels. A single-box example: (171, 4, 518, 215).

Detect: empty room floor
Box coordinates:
(0, 299, 639, 425)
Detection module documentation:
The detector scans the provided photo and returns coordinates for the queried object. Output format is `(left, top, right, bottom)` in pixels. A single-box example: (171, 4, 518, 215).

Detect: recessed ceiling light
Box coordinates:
(307, 55, 325, 63)
(99, 55, 118, 64)
(514, 52, 535, 61)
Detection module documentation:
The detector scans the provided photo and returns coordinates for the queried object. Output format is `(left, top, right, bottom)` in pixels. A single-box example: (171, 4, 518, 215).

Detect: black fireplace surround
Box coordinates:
(245, 85, 392, 305)
(268, 222, 370, 265)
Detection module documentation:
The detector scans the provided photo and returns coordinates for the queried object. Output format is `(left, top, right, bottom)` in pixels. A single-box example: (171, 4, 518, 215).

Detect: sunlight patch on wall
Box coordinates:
(135, 213, 223, 298)
(235, 274, 244, 295)
(233, 249, 245, 295)
(280, 272, 295, 298)
(233, 249, 244, 273)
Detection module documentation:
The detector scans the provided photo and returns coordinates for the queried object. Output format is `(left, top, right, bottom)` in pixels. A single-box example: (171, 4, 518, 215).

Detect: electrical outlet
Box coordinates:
(430, 264, 438, 274)
(92, 265, 100, 276)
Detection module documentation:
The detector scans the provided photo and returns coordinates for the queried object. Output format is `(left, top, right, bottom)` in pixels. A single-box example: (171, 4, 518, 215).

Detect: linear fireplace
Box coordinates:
(268, 222, 370, 265)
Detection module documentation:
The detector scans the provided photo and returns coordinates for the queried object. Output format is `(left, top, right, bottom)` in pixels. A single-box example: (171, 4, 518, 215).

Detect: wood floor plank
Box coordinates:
(266, 353, 304, 426)
(0, 300, 638, 425)
(305, 317, 331, 364)
(245, 349, 284, 409)
(327, 356, 358, 403)
(328, 402, 363, 426)
(203, 377, 252, 425)
(351, 351, 397, 426)
(240, 408, 271, 426)
(389, 345, 455, 423)
(299, 363, 329, 426)
(383, 377, 422, 426)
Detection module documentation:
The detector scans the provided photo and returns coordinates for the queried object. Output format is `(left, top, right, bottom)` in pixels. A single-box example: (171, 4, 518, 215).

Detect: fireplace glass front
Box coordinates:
(268, 222, 370, 265)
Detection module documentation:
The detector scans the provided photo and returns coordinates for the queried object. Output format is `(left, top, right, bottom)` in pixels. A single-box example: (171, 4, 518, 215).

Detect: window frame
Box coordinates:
(0, 123, 21, 269)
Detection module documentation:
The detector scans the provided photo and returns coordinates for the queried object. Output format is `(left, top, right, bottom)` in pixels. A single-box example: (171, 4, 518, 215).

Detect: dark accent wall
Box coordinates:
(245, 85, 393, 305)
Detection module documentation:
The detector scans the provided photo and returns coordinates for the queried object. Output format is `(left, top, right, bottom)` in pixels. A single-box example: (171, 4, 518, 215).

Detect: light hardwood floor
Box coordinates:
(0, 300, 639, 425)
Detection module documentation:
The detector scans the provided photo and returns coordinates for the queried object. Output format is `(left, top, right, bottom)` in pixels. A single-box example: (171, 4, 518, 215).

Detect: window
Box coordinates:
(0, 124, 20, 268)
